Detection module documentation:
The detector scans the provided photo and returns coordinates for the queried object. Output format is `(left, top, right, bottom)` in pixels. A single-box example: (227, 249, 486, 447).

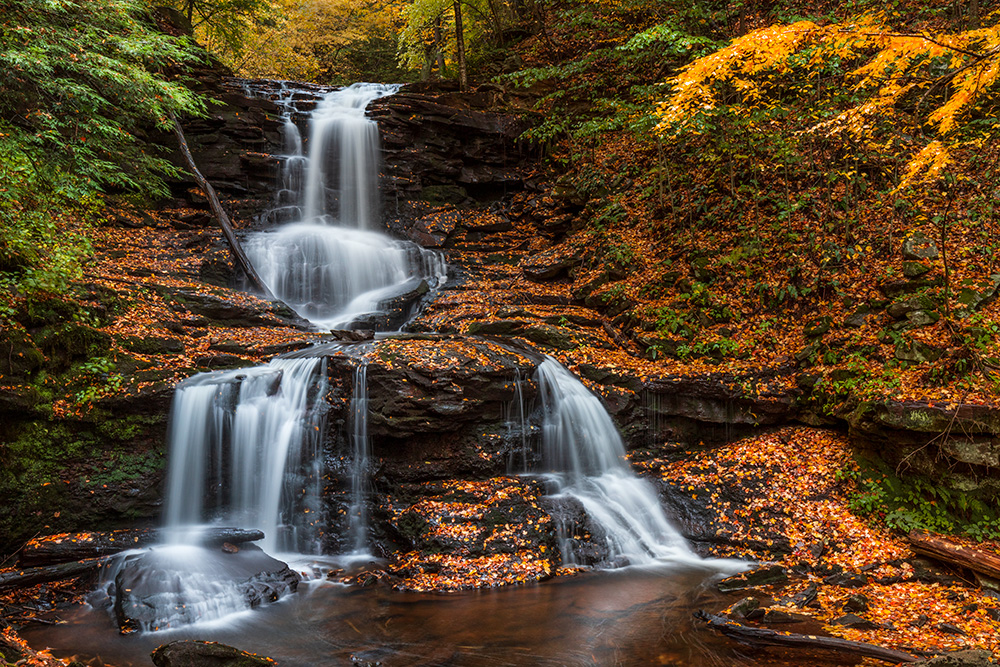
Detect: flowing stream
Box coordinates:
(18, 80, 798, 664)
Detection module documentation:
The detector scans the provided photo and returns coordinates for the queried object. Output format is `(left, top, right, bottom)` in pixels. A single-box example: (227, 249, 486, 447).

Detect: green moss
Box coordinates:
(37, 322, 112, 367)
(0, 415, 166, 552)
(843, 456, 1000, 541)
(95, 415, 163, 441)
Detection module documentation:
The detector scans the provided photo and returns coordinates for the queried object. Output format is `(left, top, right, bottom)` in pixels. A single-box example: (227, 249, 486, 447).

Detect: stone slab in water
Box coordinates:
(114, 544, 299, 634)
(151, 640, 276, 667)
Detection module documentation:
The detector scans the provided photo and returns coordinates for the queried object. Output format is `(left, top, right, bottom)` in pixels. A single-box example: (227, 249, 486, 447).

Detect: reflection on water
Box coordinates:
(24, 565, 858, 667)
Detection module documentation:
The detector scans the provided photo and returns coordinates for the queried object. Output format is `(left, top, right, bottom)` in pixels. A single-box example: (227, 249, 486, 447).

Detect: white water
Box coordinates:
(246, 82, 446, 330)
(347, 363, 371, 553)
(535, 358, 716, 568)
(162, 357, 328, 554)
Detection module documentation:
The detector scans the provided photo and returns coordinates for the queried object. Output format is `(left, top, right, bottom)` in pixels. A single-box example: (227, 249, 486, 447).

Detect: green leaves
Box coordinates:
(0, 0, 205, 300)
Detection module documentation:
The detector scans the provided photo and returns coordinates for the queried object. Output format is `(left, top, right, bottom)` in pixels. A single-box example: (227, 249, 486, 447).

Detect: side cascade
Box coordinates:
(534, 357, 710, 568)
(347, 361, 371, 554)
(243, 82, 446, 330)
(162, 356, 329, 555)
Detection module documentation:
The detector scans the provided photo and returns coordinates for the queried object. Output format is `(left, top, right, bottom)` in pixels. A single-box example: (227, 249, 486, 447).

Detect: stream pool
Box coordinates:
(23, 563, 858, 666)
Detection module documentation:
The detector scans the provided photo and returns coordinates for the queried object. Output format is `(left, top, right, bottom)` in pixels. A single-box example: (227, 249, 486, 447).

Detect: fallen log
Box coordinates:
(20, 528, 265, 567)
(908, 530, 1000, 580)
(170, 113, 272, 298)
(696, 611, 920, 664)
(0, 558, 108, 593)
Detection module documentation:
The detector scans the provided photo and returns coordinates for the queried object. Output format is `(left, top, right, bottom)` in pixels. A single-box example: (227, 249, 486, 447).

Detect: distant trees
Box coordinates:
(397, 0, 523, 85)
(232, 0, 410, 84)
(153, 0, 273, 60)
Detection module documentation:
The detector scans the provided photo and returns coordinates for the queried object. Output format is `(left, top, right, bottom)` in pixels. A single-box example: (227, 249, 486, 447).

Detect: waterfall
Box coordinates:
(535, 358, 703, 568)
(300, 84, 393, 227)
(347, 362, 370, 553)
(245, 82, 446, 330)
(162, 357, 328, 554)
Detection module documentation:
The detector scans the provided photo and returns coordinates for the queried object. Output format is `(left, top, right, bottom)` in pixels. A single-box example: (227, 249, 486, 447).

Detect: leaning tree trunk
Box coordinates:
(170, 114, 272, 298)
(454, 0, 469, 91)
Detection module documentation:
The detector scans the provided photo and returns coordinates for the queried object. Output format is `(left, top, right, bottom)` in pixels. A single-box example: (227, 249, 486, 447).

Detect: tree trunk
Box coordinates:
(0, 558, 107, 592)
(434, 18, 445, 78)
(454, 0, 469, 91)
(908, 530, 1000, 580)
(170, 114, 272, 298)
(697, 611, 920, 663)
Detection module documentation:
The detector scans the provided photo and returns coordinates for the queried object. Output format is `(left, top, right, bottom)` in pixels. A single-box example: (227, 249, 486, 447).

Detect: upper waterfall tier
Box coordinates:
(246, 82, 445, 331)
(300, 83, 398, 227)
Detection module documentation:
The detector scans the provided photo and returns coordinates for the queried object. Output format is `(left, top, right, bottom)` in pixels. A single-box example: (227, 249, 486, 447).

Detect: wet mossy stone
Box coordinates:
(906, 310, 939, 327)
(903, 260, 932, 278)
(0, 328, 44, 377)
(888, 294, 936, 319)
(902, 232, 940, 261)
(419, 184, 467, 206)
(804, 317, 832, 338)
(895, 340, 943, 363)
(121, 336, 185, 355)
(38, 323, 112, 365)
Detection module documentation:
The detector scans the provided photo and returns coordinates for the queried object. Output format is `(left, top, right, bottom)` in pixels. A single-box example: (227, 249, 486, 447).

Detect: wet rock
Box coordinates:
(782, 583, 819, 608)
(175, 290, 302, 328)
(910, 651, 997, 666)
(894, 340, 943, 363)
(717, 565, 788, 592)
(902, 232, 940, 261)
(539, 494, 609, 566)
(888, 294, 936, 319)
(803, 318, 831, 338)
(823, 571, 868, 588)
(936, 622, 968, 635)
(348, 279, 430, 330)
(726, 596, 760, 620)
(762, 609, 805, 624)
(409, 209, 460, 247)
(842, 593, 869, 613)
(906, 310, 939, 327)
(151, 640, 276, 667)
(114, 544, 298, 634)
(842, 307, 874, 328)
(903, 260, 932, 278)
(522, 245, 582, 281)
(830, 613, 880, 630)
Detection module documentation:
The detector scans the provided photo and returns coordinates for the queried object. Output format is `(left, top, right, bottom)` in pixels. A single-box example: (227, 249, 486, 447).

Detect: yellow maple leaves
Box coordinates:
(656, 11, 1000, 189)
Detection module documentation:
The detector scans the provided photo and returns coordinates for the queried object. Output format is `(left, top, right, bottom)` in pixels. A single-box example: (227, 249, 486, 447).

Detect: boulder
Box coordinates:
(114, 544, 299, 634)
(151, 641, 276, 667)
(902, 232, 940, 260)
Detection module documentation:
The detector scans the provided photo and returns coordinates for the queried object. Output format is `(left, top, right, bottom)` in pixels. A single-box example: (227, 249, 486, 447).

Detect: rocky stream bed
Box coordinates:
(2, 62, 1000, 666)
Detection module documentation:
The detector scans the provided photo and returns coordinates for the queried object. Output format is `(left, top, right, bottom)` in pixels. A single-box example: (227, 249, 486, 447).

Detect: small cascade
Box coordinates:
(535, 358, 702, 568)
(245, 82, 446, 330)
(347, 362, 371, 553)
(162, 356, 328, 554)
(504, 369, 532, 473)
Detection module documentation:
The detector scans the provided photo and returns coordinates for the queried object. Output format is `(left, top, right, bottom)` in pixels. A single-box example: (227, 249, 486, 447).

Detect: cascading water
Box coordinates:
(244, 83, 446, 330)
(534, 357, 706, 568)
(347, 362, 371, 553)
(162, 356, 328, 555)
